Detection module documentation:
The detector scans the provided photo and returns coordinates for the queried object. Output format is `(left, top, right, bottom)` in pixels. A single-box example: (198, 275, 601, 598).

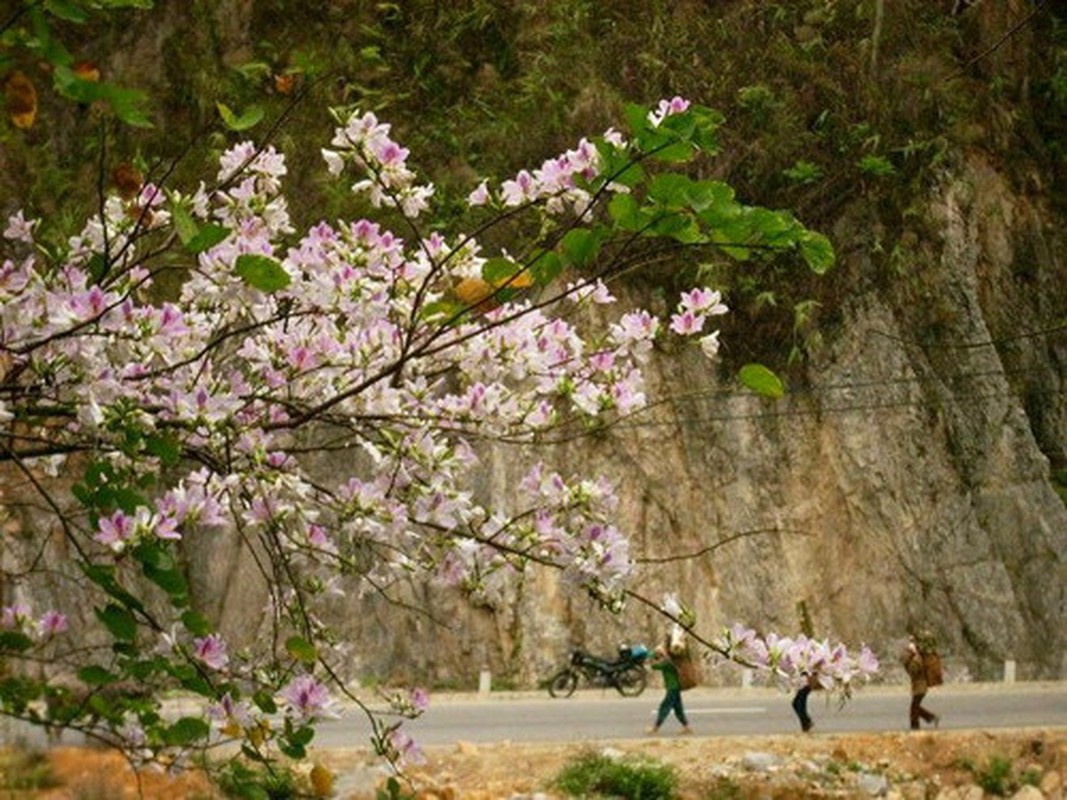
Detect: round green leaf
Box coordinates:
(234, 254, 291, 293)
(798, 231, 835, 274)
(0, 632, 34, 653)
(181, 609, 213, 637)
(285, 635, 318, 664)
(739, 363, 785, 399)
(77, 665, 119, 686)
(96, 603, 137, 642)
(163, 716, 210, 746)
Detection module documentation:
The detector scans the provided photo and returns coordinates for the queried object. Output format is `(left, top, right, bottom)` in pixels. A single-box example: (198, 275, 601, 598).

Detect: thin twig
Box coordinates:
(636, 527, 814, 565)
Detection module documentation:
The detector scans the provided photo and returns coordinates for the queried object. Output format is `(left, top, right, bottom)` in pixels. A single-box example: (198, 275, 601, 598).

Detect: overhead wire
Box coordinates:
(528, 322, 1067, 447)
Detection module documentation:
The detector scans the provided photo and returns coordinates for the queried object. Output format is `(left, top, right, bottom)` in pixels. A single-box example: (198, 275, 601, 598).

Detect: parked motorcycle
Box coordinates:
(546, 644, 650, 698)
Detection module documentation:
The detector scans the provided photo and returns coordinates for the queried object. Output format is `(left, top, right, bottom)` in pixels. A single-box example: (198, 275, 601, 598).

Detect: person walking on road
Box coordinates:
(791, 674, 817, 732)
(647, 644, 693, 735)
(903, 633, 941, 730)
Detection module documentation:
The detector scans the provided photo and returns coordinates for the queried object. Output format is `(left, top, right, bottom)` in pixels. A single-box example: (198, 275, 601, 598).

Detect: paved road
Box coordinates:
(313, 683, 1067, 749)
(7, 682, 1062, 751)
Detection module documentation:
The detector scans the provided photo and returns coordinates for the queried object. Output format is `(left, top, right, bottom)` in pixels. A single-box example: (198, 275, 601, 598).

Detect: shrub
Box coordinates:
(553, 750, 677, 799)
(0, 748, 59, 790)
(966, 754, 1015, 797)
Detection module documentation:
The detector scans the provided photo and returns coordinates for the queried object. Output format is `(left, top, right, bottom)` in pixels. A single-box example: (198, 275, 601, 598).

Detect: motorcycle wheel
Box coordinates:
(548, 669, 579, 698)
(614, 666, 647, 697)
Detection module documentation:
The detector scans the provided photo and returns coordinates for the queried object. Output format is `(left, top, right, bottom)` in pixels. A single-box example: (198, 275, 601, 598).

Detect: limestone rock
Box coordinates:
(1010, 786, 1044, 800)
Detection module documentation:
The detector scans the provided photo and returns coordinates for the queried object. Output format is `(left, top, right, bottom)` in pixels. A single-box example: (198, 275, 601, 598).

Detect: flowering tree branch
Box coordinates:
(0, 95, 869, 793)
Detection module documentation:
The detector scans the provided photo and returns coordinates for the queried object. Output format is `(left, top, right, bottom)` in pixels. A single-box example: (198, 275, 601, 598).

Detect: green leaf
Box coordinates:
(233, 61, 273, 81)
(145, 433, 181, 466)
(279, 740, 307, 760)
(0, 632, 34, 653)
(72, 484, 92, 506)
(559, 228, 600, 267)
(217, 102, 264, 132)
(125, 658, 165, 681)
(105, 83, 153, 127)
(234, 254, 290, 292)
(288, 724, 315, 747)
(481, 256, 522, 285)
(0, 676, 40, 714)
(163, 717, 210, 746)
(44, 0, 91, 23)
(709, 225, 753, 260)
(172, 204, 198, 245)
(109, 486, 148, 514)
(683, 179, 735, 214)
(87, 252, 108, 285)
(798, 231, 835, 274)
(528, 250, 563, 286)
(623, 102, 652, 136)
(143, 561, 188, 598)
(96, 603, 137, 642)
(252, 690, 277, 714)
(652, 212, 702, 244)
(659, 110, 698, 140)
(176, 671, 213, 696)
(29, 8, 73, 67)
(697, 195, 743, 230)
(649, 174, 691, 208)
(81, 564, 146, 613)
(418, 298, 465, 323)
(739, 363, 785, 399)
(285, 636, 318, 664)
(689, 105, 725, 152)
(608, 194, 649, 232)
(648, 140, 696, 163)
(86, 693, 117, 719)
(241, 744, 270, 766)
(186, 223, 230, 254)
(180, 610, 212, 637)
(135, 540, 170, 570)
(77, 665, 119, 686)
(53, 67, 152, 127)
(594, 143, 645, 189)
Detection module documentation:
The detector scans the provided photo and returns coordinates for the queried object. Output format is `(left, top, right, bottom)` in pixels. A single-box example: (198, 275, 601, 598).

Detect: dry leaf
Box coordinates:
(496, 270, 532, 289)
(274, 72, 296, 95)
(73, 61, 101, 82)
(453, 277, 499, 313)
(111, 162, 144, 199)
(5, 71, 37, 129)
(309, 763, 334, 797)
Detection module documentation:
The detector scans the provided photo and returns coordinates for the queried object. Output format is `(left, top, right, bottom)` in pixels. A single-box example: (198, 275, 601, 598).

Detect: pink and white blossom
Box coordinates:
(37, 610, 68, 637)
(4, 210, 38, 244)
(648, 96, 690, 127)
(193, 633, 230, 670)
(281, 674, 335, 721)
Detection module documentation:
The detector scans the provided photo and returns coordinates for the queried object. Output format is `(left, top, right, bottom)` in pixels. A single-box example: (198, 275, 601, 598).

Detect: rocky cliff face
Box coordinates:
(296, 150, 1066, 689)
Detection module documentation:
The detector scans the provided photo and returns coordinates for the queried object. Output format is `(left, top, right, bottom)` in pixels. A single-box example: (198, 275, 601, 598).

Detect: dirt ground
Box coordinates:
(11, 727, 1062, 799)
(383, 727, 1067, 799)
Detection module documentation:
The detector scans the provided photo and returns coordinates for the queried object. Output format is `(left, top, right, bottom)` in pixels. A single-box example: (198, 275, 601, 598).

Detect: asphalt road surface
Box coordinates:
(312, 683, 1067, 749)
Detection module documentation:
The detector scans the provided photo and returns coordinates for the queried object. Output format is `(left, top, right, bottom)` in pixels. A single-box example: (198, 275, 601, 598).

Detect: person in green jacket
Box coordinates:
(647, 645, 693, 735)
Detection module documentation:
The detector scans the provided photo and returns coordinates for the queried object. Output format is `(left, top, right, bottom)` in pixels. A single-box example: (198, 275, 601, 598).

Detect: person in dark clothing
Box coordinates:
(791, 675, 815, 732)
(647, 645, 693, 735)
